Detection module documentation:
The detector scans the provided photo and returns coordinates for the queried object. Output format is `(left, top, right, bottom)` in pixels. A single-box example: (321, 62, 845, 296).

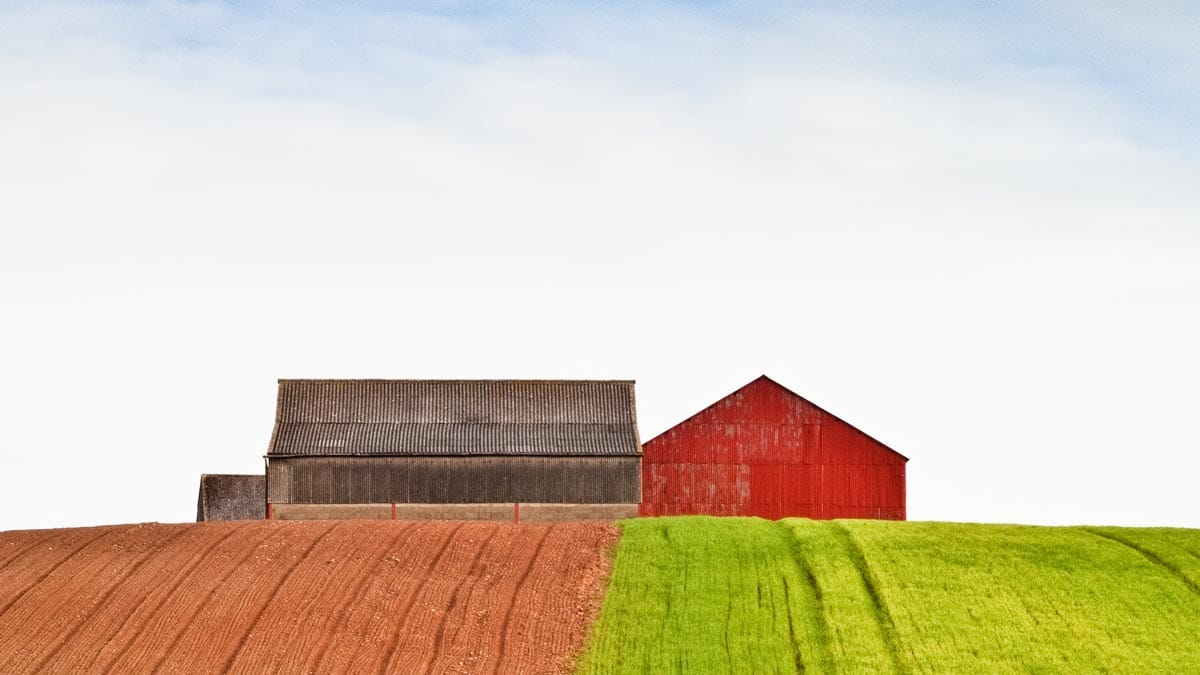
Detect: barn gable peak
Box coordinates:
(647, 374, 908, 462)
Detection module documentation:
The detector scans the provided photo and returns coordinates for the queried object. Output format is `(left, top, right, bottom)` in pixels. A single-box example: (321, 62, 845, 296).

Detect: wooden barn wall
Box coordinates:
(197, 474, 266, 521)
(640, 378, 906, 520)
(267, 456, 640, 505)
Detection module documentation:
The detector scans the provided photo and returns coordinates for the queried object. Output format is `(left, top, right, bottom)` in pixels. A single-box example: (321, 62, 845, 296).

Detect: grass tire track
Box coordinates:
(783, 523, 833, 673)
(831, 522, 907, 675)
(779, 577, 805, 674)
(1085, 528, 1200, 597)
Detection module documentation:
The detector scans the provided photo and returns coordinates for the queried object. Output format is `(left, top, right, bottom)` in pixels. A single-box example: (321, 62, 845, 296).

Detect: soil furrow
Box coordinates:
(230, 521, 410, 673)
(441, 526, 541, 672)
(162, 521, 338, 672)
(0, 530, 59, 574)
(291, 521, 420, 673)
(25, 525, 193, 673)
(141, 523, 288, 672)
(380, 521, 484, 675)
(0, 525, 160, 672)
(536, 523, 619, 674)
(100, 521, 264, 673)
(493, 524, 555, 674)
(222, 522, 340, 672)
(424, 526, 510, 673)
(67, 524, 241, 672)
(0, 520, 616, 675)
(339, 523, 466, 674)
(0, 526, 119, 624)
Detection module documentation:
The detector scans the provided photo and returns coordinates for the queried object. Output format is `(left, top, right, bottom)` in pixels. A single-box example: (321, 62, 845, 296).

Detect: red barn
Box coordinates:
(640, 375, 907, 520)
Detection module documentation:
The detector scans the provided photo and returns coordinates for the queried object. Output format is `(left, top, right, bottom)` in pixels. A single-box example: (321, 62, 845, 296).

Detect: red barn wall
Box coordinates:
(640, 377, 907, 520)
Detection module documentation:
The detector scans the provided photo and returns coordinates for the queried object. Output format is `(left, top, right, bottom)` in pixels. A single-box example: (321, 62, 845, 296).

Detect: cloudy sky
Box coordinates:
(1, 1, 1197, 531)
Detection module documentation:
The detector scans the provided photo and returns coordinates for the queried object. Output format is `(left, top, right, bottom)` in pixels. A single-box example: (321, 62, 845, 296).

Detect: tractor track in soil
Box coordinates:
(0, 519, 617, 674)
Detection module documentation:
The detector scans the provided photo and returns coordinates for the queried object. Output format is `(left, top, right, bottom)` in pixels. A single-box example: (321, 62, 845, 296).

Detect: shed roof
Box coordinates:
(266, 379, 641, 457)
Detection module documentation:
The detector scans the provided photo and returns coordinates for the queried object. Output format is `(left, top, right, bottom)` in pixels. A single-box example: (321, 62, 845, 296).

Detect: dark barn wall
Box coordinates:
(640, 377, 906, 520)
(267, 456, 641, 505)
(197, 474, 266, 521)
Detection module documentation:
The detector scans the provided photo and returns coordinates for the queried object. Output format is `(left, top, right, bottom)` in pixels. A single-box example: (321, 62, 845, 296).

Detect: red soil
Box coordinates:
(0, 520, 618, 674)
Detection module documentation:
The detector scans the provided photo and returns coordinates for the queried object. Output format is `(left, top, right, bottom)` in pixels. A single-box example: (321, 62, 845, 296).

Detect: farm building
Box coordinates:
(265, 379, 642, 520)
(640, 375, 907, 520)
(196, 474, 266, 521)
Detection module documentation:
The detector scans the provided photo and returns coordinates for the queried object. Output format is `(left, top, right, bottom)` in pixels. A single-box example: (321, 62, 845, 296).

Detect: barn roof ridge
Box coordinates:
(268, 378, 641, 458)
(753, 375, 909, 462)
(643, 374, 909, 462)
(276, 378, 636, 384)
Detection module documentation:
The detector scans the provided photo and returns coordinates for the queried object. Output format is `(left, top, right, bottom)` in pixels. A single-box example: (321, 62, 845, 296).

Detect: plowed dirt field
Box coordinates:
(0, 520, 617, 674)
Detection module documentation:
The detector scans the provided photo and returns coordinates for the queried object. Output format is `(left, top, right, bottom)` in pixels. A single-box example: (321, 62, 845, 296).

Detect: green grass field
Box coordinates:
(578, 517, 1200, 674)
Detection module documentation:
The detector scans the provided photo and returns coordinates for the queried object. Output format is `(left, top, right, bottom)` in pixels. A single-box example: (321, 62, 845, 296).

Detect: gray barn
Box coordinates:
(265, 379, 642, 520)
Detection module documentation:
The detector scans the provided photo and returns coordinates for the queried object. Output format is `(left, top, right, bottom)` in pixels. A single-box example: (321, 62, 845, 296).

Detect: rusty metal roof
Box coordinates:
(267, 379, 641, 457)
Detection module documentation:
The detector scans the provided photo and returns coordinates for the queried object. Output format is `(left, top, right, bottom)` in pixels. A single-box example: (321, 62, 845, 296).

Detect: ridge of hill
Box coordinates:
(579, 517, 1200, 673)
(0, 520, 616, 674)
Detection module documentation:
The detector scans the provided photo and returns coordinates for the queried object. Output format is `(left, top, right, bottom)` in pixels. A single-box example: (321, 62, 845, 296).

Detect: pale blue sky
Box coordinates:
(1, 1, 1198, 530)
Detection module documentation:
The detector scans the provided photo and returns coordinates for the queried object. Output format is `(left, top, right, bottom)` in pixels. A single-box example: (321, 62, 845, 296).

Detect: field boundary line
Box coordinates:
(0, 526, 118, 622)
(377, 521, 467, 675)
(221, 522, 340, 672)
(308, 521, 420, 673)
(832, 522, 907, 675)
(493, 524, 555, 675)
(1084, 528, 1200, 597)
(29, 525, 193, 673)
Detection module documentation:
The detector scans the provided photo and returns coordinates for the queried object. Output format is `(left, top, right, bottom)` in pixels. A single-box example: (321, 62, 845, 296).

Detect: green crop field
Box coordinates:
(578, 517, 1200, 674)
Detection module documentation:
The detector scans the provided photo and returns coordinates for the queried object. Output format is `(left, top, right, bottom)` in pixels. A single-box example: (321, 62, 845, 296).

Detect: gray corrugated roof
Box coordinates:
(267, 379, 641, 457)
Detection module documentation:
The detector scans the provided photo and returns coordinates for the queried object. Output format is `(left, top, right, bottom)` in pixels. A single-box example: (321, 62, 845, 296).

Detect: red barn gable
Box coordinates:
(640, 375, 907, 520)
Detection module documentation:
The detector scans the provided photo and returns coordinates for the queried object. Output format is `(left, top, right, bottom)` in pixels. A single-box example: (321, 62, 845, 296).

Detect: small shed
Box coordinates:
(265, 379, 642, 520)
(640, 375, 907, 520)
(196, 474, 266, 521)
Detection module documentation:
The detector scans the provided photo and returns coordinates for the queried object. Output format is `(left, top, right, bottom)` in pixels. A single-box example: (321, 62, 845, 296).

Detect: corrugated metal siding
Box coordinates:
(269, 422, 638, 457)
(640, 376, 906, 520)
(268, 456, 641, 504)
(197, 474, 265, 521)
(275, 380, 635, 424)
(268, 380, 640, 458)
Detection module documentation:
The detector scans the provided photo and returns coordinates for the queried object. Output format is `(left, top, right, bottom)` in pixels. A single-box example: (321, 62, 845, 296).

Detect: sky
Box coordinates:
(1, 1, 1198, 531)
